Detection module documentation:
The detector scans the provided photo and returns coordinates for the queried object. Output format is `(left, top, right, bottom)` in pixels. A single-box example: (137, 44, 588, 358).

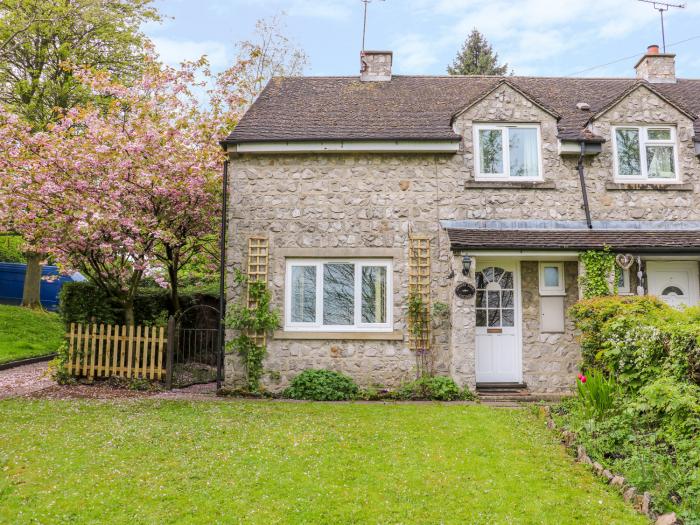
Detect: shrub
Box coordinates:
(394, 376, 473, 401)
(283, 369, 360, 401)
(58, 281, 218, 326)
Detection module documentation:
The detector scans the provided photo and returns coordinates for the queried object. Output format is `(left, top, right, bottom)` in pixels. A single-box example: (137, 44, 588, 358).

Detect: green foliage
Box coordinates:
(560, 295, 700, 521)
(0, 235, 25, 263)
(579, 248, 617, 298)
(447, 28, 510, 75)
(394, 376, 476, 401)
(58, 281, 218, 326)
(575, 371, 617, 417)
(0, 0, 160, 129)
(432, 301, 450, 322)
(225, 271, 280, 391)
(283, 369, 359, 401)
(0, 304, 64, 364)
(407, 292, 428, 340)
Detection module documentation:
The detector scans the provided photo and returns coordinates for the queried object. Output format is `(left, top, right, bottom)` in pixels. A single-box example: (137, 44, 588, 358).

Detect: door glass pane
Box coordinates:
(509, 128, 539, 178)
(487, 291, 500, 308)
(323, 263, 355, 325)
(646, 145, 675, 178)
(501, 291, 514, 308)
(500, 271, 513, 289)
(291, 265, 316, 323)
(493, 267, 504, 283)
(502, 309, 514, 327)
(476, 309, 486, 327)
(479, 129, 503, 174)
(543, 266, 560, 287)
(616, 128, 641, 176)
(361, 266, 387, 323)
(475, 272, 485, 289)
(476, 290, 485, 307)
(488, 309, 500, 327)
(661, 286, 684, 296)
(648, 128, 671, 140)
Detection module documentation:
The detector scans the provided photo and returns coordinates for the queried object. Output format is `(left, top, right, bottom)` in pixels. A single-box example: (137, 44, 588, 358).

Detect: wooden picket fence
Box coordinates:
(66, 323, 167, 380)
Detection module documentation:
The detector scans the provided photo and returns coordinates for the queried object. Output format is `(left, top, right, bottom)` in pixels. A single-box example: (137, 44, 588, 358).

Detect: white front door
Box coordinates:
(475, 261, 522, 383)
(647, 261, 700, 309)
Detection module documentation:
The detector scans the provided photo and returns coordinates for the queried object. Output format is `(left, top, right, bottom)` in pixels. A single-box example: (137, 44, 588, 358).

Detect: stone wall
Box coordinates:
(225, 82, 700, 393)
(521, 261, 580, 393)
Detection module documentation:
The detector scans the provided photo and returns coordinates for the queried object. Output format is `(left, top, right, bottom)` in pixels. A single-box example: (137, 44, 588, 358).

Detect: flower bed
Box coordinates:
(554, 296, 700, 523)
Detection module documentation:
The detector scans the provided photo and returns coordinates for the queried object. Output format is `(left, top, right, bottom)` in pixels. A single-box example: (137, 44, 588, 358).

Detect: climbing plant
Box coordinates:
(408, 291, 432, 377)
(225, 269, 280, 391)
(579, 248, 618, 299)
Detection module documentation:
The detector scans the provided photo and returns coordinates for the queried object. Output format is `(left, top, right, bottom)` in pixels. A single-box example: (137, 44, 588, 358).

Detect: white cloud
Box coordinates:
(402, 0, 667, 75)
(223, 0, 353, 20)
(150, 37, 229, 69)
(393, 33, 441, 73)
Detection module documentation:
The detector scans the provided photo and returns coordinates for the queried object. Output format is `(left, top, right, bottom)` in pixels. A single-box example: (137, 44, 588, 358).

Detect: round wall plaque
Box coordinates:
(455, 282, 475, 299)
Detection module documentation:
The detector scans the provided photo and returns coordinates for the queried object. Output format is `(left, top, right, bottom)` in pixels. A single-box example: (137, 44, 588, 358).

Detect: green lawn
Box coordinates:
(0, 304, 64, 364)
(0, 400, 646, 524)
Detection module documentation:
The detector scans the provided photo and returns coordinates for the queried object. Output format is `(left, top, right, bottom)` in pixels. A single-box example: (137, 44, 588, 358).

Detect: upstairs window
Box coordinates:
(614, 126, 678, 181)
(474, 124, 542, 180)
(285, 259, 392, 332)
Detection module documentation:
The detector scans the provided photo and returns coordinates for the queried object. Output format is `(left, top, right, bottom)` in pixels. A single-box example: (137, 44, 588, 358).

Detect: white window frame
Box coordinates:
(612, 125, 679, 183)
(539, 262, 566, 296)
(473, 123, 543, 181)
(617, 268, 632, 295)
(284, 258, 393, 332)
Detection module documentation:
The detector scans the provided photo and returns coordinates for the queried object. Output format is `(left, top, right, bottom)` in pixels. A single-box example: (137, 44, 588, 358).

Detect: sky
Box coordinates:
(145, 0, 700, 79)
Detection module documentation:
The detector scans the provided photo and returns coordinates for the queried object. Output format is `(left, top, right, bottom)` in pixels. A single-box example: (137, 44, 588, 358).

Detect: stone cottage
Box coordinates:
(222, 46, 700, 396)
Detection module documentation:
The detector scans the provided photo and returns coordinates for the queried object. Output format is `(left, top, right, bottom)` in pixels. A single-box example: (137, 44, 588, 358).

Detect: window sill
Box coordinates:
(465, 181, 556, 190)
(606, 182, 693, 191)
(273, 330, 405, 341)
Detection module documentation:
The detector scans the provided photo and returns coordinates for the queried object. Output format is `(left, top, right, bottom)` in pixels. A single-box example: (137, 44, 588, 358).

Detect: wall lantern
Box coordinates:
(462, 255, 472, 276)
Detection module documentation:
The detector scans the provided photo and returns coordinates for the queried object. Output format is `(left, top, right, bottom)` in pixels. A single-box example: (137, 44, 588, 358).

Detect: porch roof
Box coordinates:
(444, 220, 700, 252)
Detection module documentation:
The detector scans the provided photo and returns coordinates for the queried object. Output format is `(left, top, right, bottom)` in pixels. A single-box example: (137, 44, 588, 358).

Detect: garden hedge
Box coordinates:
(58, 281, 218, 327)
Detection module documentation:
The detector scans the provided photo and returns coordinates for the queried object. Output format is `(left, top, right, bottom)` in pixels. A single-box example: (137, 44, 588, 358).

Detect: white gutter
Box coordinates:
(226, 140, 461, 154)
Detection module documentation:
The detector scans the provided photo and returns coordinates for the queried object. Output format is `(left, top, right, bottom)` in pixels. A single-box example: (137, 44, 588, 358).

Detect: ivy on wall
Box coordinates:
(225, 269, 280, 391)
(579, 248, 618, 299)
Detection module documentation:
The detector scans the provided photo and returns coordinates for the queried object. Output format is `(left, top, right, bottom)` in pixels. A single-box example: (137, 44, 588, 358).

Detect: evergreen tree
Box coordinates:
(447, 29, 510, 76)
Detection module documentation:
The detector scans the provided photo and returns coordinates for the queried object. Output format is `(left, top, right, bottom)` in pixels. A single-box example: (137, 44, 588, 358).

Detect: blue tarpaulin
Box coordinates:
(0, 262, 84, 311)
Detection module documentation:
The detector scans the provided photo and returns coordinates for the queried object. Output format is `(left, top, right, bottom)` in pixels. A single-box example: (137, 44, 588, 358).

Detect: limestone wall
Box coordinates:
(225, 82, 700, 393)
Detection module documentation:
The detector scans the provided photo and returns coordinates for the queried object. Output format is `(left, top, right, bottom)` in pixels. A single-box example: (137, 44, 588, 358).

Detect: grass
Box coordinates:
(0, 400, 647, 524)
(0, 304, 64, 364)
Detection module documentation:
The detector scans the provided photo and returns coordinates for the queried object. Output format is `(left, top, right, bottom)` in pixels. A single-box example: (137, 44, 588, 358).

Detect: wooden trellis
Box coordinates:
(408, 234, 431, 354)
(246, 236, 269, 348)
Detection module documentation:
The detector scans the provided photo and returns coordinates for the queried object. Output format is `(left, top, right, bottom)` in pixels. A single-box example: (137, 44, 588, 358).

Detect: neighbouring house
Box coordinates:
(221, 45, 700, 395)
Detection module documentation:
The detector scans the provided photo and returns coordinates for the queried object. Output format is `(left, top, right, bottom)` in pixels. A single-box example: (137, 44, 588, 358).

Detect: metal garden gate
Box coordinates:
(166, 305, 223, 388)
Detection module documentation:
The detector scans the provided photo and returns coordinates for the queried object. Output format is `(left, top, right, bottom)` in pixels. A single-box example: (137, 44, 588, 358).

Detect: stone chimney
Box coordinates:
(635, 44, 676, 83)
(360, 51, 392, 82)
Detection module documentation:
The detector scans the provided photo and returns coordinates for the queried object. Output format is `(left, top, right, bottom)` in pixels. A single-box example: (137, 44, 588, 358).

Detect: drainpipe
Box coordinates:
(577, 141, 593, 229)
(217, 159, 229, 390)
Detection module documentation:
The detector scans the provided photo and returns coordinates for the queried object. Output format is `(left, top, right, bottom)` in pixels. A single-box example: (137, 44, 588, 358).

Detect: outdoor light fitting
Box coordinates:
(462, 255, 472, 276)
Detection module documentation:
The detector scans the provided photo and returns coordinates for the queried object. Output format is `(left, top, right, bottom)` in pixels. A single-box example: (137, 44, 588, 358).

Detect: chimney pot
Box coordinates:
(360, 51, 393, 82)
(635, 45, 676, 83)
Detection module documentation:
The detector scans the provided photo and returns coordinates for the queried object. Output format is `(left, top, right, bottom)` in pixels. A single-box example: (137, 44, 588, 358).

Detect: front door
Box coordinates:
(475, 261, 521, 383)
(647, 261, 700, 309)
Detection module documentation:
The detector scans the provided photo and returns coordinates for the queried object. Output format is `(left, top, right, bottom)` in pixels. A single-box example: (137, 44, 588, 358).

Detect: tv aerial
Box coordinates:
(638, 0, 686, 52)
(361, 0, 386, 51)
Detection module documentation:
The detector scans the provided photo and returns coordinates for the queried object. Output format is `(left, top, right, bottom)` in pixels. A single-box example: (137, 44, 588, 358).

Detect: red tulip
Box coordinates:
(580, 375, 587, 383)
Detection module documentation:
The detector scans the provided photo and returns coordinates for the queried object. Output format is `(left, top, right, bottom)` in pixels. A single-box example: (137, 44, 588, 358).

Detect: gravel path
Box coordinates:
(0, 361, 55, 399)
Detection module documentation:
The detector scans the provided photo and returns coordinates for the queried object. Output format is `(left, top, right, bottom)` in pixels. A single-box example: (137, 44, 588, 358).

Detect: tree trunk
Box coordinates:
(21, 252, 42, 309)
(124, 300, 135, 326)
(166, 245, 181, 316)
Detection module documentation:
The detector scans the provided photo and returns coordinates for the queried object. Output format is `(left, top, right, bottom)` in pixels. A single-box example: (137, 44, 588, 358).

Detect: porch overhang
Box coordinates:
(443, 220, 700, 254)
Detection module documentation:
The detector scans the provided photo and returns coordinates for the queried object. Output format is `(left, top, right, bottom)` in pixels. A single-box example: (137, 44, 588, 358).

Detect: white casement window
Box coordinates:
(474, 124, 543, 181)
(285, 259, 393, 332)
(539, 262, 566, 296)
(617, 268, 632, 295)
(613, 126, 678, 181)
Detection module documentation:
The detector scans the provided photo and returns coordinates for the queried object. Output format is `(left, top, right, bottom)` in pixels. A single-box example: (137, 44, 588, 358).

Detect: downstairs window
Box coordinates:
(285, 259, 392, 332)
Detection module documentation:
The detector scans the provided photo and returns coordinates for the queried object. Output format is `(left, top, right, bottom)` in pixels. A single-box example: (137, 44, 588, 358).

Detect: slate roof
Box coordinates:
(223, 75, 700, 145)
(445, 228, 700, 252)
